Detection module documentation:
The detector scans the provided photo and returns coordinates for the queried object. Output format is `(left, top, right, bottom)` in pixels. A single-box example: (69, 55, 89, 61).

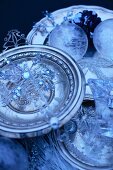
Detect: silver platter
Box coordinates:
(27, 5, 113, 45)
(26, 5, 113, 99)
(53, 99, 113, 170)
(0, 45, 85, 138)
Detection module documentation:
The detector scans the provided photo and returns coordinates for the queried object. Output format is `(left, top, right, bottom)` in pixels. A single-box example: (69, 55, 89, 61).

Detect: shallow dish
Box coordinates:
(0, 45, 85, 138)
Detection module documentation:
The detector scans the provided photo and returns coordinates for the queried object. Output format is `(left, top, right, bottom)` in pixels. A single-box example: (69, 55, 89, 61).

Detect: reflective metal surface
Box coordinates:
(27, 5, 113, 45)
(0, 45, 85, 138)
(53, 100, 113, 170)
(26, 6, 113, 99)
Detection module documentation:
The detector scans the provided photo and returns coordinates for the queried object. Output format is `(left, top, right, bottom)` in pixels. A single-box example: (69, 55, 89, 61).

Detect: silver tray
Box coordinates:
(0, 45, 85, 138)
(27, 5, 113, 99)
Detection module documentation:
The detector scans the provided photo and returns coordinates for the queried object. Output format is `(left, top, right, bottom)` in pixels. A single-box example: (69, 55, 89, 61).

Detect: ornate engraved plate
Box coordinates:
(53, 100, 113, 170)
(26, 6, 113, 99)
(26, 5, 113, 45)
(0, 45, 85, 138)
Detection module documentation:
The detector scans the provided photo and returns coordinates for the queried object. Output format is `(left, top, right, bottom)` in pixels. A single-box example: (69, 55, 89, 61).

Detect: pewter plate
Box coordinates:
(0, 45, 85, 138)
(26, 5, 113, 99)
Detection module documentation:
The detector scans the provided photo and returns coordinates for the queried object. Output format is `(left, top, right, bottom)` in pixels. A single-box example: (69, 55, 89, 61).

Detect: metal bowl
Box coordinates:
(0, 45, 85, 138)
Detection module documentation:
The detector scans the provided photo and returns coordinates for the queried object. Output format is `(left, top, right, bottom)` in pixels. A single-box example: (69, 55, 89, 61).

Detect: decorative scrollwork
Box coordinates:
(0, 57, 55, 113)
(3, 29, 25, 51)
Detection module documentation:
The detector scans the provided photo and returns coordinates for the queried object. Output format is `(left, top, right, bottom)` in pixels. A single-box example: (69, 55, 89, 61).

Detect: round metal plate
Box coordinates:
(26, 5, 113, 45)
(0, 45, 85, 138)
(26, 5, 113, 99)
(53, 99, 113, 170)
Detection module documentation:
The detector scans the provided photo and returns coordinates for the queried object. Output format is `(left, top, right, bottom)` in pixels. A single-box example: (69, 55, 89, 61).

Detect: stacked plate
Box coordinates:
(1, 5, 113, 170)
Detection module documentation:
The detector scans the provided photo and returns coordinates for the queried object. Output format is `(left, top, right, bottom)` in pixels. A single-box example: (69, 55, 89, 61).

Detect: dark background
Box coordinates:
(0, 0, 113, 52)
